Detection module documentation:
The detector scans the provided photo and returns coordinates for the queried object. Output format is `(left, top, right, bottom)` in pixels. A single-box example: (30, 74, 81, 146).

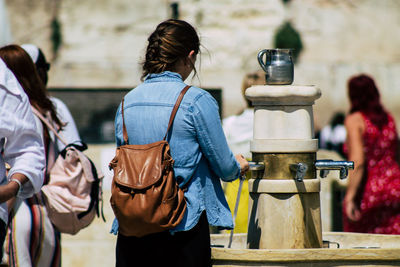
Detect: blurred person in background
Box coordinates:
(222, 71, 265, 233)
(0, 44, 80, 266)
(21, 44, 81, 148)
(343, 74, 400, 234)
(0, 59, 45, 263)
(319, 112, 346, 158)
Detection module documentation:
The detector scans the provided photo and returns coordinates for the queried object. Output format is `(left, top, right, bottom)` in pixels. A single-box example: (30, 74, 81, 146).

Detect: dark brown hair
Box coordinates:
(0, 44, 63, 129)
(348, 74, 387, 129)
(141, 19, 200, 80)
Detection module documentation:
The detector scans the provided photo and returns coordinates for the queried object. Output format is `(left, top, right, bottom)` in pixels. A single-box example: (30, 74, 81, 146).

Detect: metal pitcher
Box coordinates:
(257, 49, 294, 85)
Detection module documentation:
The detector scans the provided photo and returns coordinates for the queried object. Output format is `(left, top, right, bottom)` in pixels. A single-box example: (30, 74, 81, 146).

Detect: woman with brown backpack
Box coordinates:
(110, 19, 249, 267)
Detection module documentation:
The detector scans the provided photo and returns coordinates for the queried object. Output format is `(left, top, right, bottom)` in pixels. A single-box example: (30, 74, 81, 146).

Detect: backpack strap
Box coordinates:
(163, 85, 191, 140)
(120, 85, 191, 144)
(121, 99, 129, 144)
(31, 106, 68, 146)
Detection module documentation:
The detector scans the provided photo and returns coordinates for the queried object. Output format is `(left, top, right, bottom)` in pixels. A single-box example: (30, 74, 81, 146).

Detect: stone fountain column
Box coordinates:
(246, 85, 322, 249)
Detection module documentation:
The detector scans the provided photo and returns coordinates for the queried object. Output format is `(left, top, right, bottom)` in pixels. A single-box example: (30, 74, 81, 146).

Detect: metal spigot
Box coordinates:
(315, 159, 354, 179)
(289, 163, 308, 182)
(248, 161, 265, 171)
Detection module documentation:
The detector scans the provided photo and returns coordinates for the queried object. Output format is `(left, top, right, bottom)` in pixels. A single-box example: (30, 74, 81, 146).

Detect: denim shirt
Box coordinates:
(111, 71, 240, 234)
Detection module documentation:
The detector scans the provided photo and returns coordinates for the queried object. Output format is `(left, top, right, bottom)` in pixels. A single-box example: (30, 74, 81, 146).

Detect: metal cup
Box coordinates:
(257, 49, 294, 85)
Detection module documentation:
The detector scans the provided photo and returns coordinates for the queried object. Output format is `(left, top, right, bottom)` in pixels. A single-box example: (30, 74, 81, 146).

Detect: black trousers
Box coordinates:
(116, 212, 211, 267)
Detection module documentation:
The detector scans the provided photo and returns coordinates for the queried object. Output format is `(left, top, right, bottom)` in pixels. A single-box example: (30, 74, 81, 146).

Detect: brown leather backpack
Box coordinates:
(109, 85, 190, 237)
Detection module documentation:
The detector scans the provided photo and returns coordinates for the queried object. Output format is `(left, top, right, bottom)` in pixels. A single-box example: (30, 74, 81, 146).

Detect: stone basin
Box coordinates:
(211, 232, 400, 266)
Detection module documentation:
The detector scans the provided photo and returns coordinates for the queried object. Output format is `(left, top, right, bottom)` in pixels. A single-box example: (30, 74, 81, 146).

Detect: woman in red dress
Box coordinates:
(343, 74, 400, 234)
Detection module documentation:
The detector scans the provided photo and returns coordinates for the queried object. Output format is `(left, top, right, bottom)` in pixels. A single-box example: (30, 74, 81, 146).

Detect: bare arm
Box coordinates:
(0, 173, 29, 203)
(344, 112, 365, 221)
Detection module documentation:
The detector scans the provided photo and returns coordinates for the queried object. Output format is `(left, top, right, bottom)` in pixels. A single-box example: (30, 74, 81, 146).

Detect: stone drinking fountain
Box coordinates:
(210, 49, 400, 266)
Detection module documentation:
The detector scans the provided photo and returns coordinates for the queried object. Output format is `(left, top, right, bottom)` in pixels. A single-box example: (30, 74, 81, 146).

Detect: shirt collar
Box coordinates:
(144, 71, 183, 83)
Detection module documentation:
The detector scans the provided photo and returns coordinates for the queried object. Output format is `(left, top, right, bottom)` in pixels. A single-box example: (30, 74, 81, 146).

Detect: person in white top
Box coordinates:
(0, 58, 45, 262)
(222, 71, 265, 233)
(21, 44, 81, 147)
(223, 71, 265, 159)
(0, 44, 81, 267)
(319, 112, 346, 157)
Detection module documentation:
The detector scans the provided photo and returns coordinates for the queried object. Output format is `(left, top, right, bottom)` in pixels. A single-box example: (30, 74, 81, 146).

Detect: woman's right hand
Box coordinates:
(235, 154, 249, 176)
(345, 198, 361, 222)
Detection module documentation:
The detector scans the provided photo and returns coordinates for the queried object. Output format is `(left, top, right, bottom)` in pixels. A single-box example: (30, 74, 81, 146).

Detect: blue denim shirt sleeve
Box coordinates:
(192, 93, 241, 181)
(110, 218, 119, 235)
(115, 103, 123, 147)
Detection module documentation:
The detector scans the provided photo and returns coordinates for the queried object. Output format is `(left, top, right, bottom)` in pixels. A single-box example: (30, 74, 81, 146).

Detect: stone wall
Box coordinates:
(4, 0, 400, 127)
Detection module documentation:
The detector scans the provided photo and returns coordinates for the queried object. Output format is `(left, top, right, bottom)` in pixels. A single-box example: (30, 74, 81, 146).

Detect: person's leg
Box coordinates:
(173, 211, 211, 267)
(116, 230, 172, 267)
(115, 234, 136, 267)
(33, 194, 60, 267)
(7, 195, 60, 267)
(7, 200, 33, 267)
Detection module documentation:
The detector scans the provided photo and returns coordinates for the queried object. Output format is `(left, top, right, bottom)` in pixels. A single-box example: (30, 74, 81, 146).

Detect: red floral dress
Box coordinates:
(343, 112, 400, 234)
